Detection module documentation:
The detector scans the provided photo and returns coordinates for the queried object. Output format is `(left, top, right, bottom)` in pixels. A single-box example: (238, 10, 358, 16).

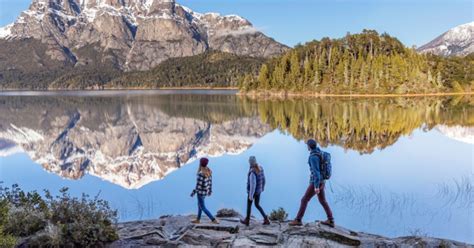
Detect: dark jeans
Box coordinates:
(246, 193, 267, 220)
(295, 183, 333, 221)
(197, 195, 215, 221)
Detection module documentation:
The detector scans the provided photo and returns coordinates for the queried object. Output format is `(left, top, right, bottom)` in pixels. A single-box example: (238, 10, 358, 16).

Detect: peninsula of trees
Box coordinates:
(239, 30, 473, 95)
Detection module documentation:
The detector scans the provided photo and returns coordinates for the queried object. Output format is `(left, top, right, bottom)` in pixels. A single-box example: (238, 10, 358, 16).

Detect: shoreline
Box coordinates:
(0, 87, 472, 98)
(238, 90, 474, 98)
(0, 87, 238, 92)
(0, 88, 239, 96)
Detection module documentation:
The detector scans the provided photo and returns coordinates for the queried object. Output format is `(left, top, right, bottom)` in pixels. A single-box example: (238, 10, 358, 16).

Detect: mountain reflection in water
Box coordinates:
(0, 92, 472, 243)
(0, 95, 269, 189)
(0, 94, 472, 188)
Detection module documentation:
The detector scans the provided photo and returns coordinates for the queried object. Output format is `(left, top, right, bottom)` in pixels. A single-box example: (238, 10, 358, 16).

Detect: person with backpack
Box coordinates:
(190, 158, 219, 224)
(289, 139, 334, 227)
(240, 156, 271, 226)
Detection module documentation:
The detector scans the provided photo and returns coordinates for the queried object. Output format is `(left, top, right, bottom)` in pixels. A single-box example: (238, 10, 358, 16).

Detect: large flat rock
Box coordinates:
(108, 215, 473, 247)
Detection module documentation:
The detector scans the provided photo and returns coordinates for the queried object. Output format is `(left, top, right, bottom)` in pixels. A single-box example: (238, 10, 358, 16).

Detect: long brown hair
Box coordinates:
(198, 157, 212, 178)
(199, 166, 212, 178)
(250, 163, 261, 174)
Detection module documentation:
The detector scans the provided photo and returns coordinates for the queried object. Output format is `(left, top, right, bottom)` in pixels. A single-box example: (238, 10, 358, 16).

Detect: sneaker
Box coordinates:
(212, 219, 220, 224)
(320, 219, 335, 228)
(263, 218, 271, 225)
(191, 219, 200, 224)
(288, 220, 303, 226)
(240, 218, 250, 226)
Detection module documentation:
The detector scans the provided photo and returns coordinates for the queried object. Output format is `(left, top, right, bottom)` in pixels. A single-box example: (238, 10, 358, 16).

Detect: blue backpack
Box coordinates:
(317, 150, 332, 180)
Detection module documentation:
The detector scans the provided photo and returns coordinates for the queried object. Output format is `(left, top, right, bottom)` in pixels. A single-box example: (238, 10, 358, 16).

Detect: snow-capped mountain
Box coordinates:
(0, 0, 287, 71)
(0, 96, 271, 189)
(418, 22, 474, 57)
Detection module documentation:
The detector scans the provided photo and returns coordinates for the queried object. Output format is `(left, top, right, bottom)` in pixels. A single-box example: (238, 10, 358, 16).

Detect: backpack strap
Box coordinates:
(316, 151, 325, 172)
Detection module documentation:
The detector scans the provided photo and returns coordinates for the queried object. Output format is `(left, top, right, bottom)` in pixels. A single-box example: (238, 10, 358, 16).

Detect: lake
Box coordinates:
(0, 90, 472, 243)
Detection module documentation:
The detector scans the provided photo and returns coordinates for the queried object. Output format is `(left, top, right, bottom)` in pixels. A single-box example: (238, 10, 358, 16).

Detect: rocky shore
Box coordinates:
(108, 210, 471, 248)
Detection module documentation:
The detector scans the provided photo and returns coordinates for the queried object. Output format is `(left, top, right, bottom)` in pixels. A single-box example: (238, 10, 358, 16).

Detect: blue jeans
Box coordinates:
(197, 195, 215, 221)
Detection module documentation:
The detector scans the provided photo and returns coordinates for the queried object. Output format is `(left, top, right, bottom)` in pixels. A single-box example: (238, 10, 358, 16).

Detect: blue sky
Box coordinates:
(0, 0, 472, 47)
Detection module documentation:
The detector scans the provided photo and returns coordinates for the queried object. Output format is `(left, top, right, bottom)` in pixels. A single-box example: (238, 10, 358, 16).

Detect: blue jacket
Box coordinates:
(247, 167, 265, 199)
(308, 148, 322, 188)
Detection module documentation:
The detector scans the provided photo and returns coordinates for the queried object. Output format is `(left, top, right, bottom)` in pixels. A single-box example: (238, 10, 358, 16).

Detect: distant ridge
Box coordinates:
(418, 22, 473, 57)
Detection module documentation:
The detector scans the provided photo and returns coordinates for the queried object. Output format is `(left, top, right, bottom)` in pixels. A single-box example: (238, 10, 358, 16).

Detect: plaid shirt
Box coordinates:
(193, 172, 212, 196)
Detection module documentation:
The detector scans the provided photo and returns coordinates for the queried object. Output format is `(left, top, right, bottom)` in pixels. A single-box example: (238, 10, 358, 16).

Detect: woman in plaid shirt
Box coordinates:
(191, 158, 219, 224)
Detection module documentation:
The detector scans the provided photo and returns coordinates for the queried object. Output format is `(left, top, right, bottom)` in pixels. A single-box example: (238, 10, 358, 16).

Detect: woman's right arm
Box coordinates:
(208, 176, 212, 196)
(249, 173, 256, 200)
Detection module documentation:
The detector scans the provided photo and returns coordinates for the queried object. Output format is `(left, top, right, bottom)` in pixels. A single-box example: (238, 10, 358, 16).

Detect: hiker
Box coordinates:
(289, 139, 334, 227)
(190, 158, 219, 224)
(241, 156, 270, 226)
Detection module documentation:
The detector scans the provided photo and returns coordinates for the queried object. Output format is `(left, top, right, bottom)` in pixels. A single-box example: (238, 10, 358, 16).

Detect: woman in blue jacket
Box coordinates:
(240, 156, 270, 226)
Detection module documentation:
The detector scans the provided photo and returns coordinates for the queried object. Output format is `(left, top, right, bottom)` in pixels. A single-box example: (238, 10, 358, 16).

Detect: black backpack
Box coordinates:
(316, 150, 332, 180)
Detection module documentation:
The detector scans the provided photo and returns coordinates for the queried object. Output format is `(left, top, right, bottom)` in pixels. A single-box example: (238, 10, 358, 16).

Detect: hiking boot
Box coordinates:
(263, 218, 271, 225)
(240, 218, 250, 226)
(320, 219, 335, 228)
(191, 219, 200, 224)
(212, 219, 220, 224)
(288, 220, 303, 226)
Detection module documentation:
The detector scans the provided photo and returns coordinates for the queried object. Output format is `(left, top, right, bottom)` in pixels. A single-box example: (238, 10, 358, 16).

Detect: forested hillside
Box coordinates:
(0, 52, 264, 90)
(1, 31, 471, 92)
(108, 52, 264, 89)
(240, 30, 473, 94)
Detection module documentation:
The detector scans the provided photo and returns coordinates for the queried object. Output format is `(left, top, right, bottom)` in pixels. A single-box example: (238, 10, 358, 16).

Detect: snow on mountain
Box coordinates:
(418, 22, 474, 57)
(0, 0, 287, 71)
(0, 24, 13, 39)
(0, 102, 271, 189)
(436, 125, 474, 144)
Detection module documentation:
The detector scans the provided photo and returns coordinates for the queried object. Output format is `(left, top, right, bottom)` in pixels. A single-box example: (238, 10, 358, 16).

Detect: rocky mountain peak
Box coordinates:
(0, 0, 288, 72)
(0, 98, 272, 189)
(148, 0, 176, 15)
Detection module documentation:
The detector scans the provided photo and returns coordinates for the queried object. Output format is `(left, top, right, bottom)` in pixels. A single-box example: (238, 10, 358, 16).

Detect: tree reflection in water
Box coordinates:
(249, 95, 473, 153)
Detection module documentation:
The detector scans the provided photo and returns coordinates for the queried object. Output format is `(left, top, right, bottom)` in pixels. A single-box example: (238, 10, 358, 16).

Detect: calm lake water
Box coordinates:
(0, 90, 472, 243)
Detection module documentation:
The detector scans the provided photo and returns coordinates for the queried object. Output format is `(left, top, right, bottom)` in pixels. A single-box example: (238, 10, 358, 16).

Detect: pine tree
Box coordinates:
(303, 56, 313, 89)
(436, 71, 443, 88)
(312, 55, 321, 87)
(258, 64, 270, 90)
(290, 52, 301, 89)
